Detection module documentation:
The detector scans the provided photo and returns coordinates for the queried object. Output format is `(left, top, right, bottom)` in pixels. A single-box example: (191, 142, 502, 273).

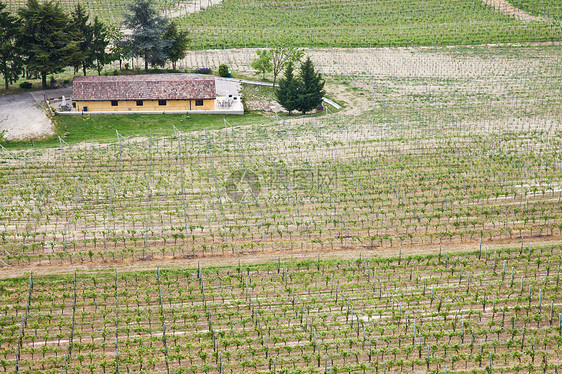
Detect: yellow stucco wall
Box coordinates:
(75, 99, 215, 112)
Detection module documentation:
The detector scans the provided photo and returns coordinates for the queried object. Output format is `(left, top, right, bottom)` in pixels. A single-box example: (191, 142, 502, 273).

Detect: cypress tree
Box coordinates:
(275, 61, 299, 114)
(296, 57, 325, 114)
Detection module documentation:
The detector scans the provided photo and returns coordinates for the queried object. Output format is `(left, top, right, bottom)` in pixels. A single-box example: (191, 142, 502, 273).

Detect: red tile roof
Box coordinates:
(72, 74, 216, 101)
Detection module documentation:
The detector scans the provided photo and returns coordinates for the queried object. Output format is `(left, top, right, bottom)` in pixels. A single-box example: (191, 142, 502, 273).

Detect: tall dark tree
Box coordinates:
(18, 0, 73, 88)
(275, 62, 299, 114)
(92, 16, 110, 75)
(296, 57, 325, 114)
(0, 2, 23, 90)
(163, 22, 189, 70)
(123, 0, 170, 71)
(70, 4, 94, 76)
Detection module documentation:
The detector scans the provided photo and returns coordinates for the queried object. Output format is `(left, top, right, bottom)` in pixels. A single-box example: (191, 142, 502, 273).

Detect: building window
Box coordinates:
(136, 100, 143, 106)
(195, 99, 204, 106)
(158, 100, 167, 106)
(111, 100, 118, 106)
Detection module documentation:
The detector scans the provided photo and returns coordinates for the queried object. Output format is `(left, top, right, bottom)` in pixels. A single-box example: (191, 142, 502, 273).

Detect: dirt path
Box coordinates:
(2, 236, 560, 279)
(163, 0, 223, 19)
(482, 0, 545, 21)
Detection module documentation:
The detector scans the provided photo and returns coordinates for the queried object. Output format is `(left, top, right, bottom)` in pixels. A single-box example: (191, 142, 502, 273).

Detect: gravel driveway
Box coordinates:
(215, 77, 241, 97)
(0, 87, 71, 141)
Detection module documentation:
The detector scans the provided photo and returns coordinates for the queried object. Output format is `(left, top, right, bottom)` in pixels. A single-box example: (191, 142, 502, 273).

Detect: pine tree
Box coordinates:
(0, 2, 23, 90)
(92, 16, 110, 75)
(275, 61, 299, 114)
(296, 57, 325, 114)
(69, 4, 94, 76)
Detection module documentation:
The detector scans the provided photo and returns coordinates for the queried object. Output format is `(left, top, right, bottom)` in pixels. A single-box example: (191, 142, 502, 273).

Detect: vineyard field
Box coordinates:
(1, 246, 561, 373)
(2, 45, 561, 268)
(0, 3, 561, 370)
(0, 0, 207, 25)
(179, 0, 562, 49)
(505, 0, 562, 20)
(1, 0, 562, 48)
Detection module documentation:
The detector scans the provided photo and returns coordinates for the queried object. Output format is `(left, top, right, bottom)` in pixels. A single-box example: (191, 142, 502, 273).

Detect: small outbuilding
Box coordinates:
(72, 74, 216, 113)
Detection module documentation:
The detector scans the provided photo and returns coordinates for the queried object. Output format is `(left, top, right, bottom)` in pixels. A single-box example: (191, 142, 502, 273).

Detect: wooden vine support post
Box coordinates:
(144, 133, 153, 254)
(15, 272, 33, 373)
(105, 131, 124, 253)
(175, 128, 190, 257)
(157, 267, 171, 374)
(114, 269, 120, 374)
(224, 119, 264, 220)
(63, 271, 78, 373)
(204, 125, 229, 245)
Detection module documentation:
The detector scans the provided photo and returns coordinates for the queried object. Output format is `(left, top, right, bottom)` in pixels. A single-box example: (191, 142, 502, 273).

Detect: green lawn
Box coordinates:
(2, 112, 276, 149)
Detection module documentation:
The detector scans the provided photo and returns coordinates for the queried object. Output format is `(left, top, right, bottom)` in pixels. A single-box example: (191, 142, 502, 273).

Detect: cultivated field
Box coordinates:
(1, 45, 561, 269)
(2, 111, 562, 267)
(1, 246, 561, 373)
(179, 0, 562, 48)
(2, 0, 562, 47)
(505, 0, 562, 19)
(0, 0, 222, 23)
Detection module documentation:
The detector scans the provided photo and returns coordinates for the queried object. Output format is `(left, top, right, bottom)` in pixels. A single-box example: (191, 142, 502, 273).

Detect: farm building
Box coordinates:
(72, 74, 216, 113)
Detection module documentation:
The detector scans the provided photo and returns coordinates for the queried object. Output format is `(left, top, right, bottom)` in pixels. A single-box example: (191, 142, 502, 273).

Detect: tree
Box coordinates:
(91, 16, 110, 75)
(0, 2, 23, 90)
(18, 0, 72, 88)
(275, 57, 325, 115)
(251, 49, 272, 80)
(69, 4, 94, 76)
(275, 62, 299, 114)
(296, 57, 325, 114)
(107, 26, 129, 70)
(218, 64, 229, 77)
(163, 22, 189, 70)
(269, 40, 303, 87)
(123, 0, 170, 71)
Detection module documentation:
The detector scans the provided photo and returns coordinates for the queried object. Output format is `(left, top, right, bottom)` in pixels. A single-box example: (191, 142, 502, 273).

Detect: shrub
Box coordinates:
(20, 82, 32, 89)
(218, 64, 229, 77)
(194, 68, 212, 75)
